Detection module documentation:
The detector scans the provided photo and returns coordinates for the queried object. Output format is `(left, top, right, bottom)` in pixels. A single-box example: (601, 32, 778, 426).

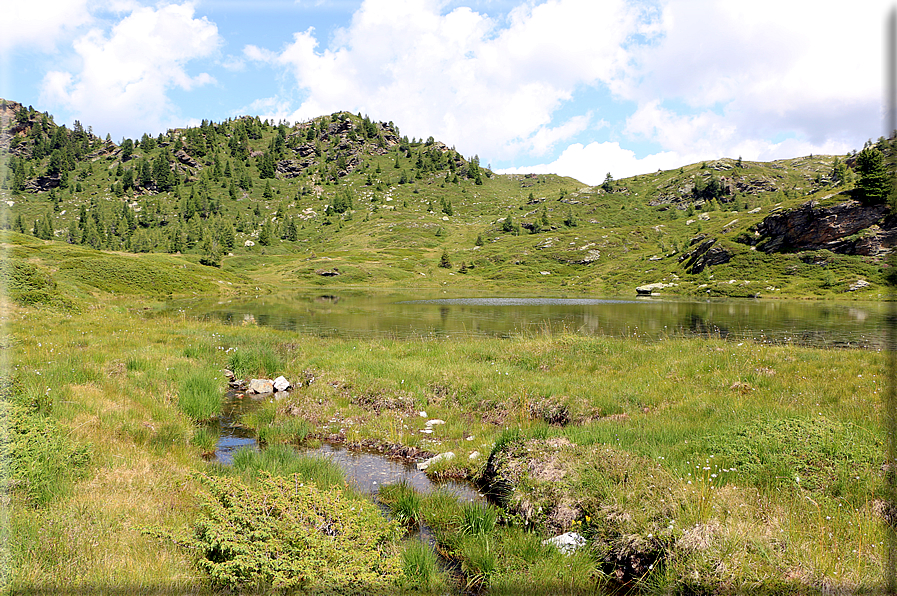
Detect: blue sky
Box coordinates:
(1, 0, 891, 185)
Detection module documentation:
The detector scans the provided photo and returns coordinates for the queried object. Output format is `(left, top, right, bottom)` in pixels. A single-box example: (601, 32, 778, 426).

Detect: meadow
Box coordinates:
(2, 277, 888, 593)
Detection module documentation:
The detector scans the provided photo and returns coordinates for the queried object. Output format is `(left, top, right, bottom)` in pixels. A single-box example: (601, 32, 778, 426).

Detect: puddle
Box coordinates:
(306, 442, 482, 502)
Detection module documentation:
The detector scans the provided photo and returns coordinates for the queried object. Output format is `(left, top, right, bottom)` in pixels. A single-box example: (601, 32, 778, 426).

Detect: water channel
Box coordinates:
(169, 290, 887, 348)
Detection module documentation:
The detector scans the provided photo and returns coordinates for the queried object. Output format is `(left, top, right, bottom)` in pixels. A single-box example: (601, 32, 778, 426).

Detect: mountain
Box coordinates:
(0, 98, 893, 299)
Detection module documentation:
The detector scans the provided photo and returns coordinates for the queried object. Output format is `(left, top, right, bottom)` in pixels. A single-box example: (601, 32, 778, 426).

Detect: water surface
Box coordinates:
(169, 290, 886, 348)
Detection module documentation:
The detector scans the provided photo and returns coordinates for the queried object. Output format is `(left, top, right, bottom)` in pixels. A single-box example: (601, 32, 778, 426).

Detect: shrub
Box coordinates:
(147, 473, 402, 591)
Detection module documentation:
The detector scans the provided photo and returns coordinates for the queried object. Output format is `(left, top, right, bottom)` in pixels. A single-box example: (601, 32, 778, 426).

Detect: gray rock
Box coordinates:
(248, 378, 274, 394)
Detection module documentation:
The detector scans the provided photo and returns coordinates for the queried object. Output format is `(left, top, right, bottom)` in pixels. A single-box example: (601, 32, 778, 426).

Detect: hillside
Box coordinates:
(0, 98, 893, 299)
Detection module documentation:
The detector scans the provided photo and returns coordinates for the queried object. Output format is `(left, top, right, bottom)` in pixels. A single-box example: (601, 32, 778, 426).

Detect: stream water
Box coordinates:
(213, 390, 481, 501)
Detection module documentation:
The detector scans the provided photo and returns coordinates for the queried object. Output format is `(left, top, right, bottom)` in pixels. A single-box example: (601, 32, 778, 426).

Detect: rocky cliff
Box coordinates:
(742, 198, 897, 256)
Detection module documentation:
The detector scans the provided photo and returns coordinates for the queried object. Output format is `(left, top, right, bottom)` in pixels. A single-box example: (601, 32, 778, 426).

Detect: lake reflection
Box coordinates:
(168, 291, 886, 348)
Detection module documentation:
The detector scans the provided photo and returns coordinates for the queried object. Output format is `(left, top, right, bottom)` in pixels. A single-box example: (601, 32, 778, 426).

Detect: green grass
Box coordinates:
(177, 370, 222, 421)
(4, 294, 887, 592)
(229, 444, 346, 489)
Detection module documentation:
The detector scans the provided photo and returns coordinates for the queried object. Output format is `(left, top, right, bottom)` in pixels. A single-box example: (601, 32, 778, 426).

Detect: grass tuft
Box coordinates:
(177, 371, 222, 421)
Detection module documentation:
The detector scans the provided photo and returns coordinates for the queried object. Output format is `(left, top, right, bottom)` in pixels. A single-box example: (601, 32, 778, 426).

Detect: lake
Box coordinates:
(167, 290, 888, 348)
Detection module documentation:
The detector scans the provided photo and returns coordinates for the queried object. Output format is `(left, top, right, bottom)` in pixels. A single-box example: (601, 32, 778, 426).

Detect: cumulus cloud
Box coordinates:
(245, 0, 658, 160)
(618, 0, 888, 161)
(497, 141, 687, 186)
(39, 3, 221, 138)
(1, 0, 93, 53)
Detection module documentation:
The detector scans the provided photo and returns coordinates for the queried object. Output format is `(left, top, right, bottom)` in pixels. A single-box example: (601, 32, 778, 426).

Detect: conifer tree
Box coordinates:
(855, 147, 890, 204)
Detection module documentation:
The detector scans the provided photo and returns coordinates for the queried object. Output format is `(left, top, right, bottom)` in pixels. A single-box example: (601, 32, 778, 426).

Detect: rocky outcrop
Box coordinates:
(24, 175, 60, 192)
(174, 149, 199, 168)
(678, 237, 732, 274)
(746, 199, 897, 256)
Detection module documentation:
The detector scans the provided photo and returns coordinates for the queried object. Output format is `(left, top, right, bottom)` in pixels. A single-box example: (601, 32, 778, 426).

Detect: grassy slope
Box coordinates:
(2, 105, 887, 299)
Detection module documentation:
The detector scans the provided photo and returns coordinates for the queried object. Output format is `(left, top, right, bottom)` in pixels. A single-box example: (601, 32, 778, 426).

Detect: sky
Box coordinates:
(1, 0, 893, 185)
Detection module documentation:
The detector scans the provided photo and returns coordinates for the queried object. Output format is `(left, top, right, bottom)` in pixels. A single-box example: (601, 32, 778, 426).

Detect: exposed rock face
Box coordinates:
(747, 199, 897, 256)
(678, 238, 732, 274)
(174, 149, 199, 168)
(23, 175, 60, 192)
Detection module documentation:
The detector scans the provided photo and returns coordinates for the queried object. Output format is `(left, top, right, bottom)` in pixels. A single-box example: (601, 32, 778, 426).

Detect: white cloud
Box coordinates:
(1, 0, 92, 53)
(619, 0, 890, 159)
(245, 0, 658, 161)
(39, 3, 221, 138)
(497, 141, 686, 185)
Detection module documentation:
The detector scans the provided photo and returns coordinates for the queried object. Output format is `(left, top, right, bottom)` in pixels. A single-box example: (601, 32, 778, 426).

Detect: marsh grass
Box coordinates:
(228, 345, 284, 379)
(401, 539, 448, 593)
(229, 443, 346, 489)
(190, 425, 219, 452)
(379, 480, 422, 526)
(6, 297, 886, 592)
(177, 370, 222, 421)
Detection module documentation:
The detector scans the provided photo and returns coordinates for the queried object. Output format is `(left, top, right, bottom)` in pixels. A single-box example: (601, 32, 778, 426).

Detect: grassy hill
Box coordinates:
(1, 98, 891, 299)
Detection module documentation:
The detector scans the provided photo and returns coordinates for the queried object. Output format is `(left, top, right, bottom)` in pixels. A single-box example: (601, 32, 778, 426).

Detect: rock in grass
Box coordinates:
(273, 376, 291, 392)
(542, 532, 586, 554)
(248, 378, 274, 394)
(417, 451, 455, 471)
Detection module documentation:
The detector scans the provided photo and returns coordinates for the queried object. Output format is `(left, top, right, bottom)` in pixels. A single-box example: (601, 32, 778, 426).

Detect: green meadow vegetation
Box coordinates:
(0, 99, 894, 593)
(1, 273, 887, 593)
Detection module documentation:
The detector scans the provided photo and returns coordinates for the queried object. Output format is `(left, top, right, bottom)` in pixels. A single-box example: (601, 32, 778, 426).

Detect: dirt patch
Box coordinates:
(350, 390, 414, 414)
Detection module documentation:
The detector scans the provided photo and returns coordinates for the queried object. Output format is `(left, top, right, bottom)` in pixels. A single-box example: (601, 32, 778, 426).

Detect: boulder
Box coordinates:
(273, 376, 291, 392)
(636, 282, 676, 296)
(678, 238, 731, 274)
(248, 378, 274, 394)
(174, 149, 199, 168)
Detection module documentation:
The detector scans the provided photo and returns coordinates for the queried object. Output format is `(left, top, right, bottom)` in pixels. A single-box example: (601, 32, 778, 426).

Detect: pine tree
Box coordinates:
(855, 147, 890, 204)
(258, 221, 272, 246)
(438, 250, 452, 268)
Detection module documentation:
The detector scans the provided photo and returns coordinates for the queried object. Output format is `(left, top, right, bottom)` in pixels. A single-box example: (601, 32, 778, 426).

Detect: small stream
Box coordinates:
(208, 389, 485, 587)
(212, 390, 482, 501)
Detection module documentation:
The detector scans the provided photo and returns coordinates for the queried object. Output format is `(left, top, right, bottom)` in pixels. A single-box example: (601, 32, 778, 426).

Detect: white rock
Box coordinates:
(469, 451, 481, 460)
(419, 411, 428, 418)
(417, 451, 455, 471)
(244, 240, 255, 247)
(542, 532, 586, 554)
(425, 419, 445, 426)
(273, 376, 291, 392)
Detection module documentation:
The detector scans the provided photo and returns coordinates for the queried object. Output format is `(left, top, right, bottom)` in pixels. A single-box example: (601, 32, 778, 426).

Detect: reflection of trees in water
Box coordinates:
(683, 313, 728, 338)
(171, 296, 885, 346)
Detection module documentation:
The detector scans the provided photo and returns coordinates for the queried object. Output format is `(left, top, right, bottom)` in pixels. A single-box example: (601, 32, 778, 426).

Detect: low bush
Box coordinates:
(147, 473, 402, 591)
